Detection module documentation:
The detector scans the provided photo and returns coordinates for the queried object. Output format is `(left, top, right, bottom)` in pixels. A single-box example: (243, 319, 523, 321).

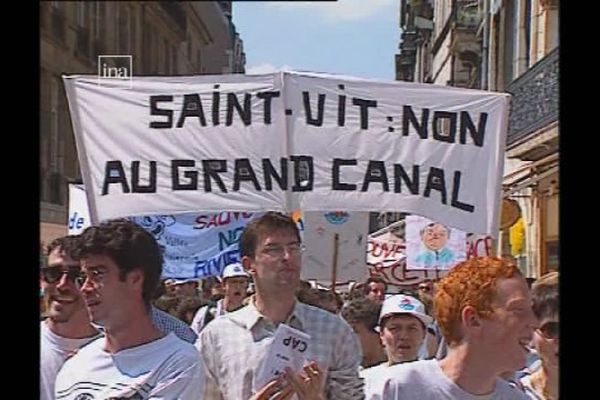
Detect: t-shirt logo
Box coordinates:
(74, 394, 94, 400)
(398, 298, 415, 311)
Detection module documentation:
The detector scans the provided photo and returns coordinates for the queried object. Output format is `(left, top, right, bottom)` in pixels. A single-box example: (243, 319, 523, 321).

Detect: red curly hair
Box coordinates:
(434, 257, 521, 345)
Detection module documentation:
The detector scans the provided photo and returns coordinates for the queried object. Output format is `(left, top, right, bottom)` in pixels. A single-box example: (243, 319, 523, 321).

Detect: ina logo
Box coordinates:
(97, 55, 133, 88)
(324, 212, 349, 225)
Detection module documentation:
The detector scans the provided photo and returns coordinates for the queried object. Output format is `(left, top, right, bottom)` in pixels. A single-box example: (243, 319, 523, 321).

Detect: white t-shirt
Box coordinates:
(367, 359, 529, 400)
(361, 362, 394, 400)
(40, 320, 99, 400)
(54, 332, 204, 399)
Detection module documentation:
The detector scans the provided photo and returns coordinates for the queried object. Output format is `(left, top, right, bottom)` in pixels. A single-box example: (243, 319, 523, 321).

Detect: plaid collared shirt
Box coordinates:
(196, 298, 364, 400)
(151, 306, 198, 344)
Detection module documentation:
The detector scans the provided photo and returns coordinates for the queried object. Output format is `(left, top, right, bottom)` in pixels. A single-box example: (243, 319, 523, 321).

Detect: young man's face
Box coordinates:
(244, 229, 302, 295)
(79, 254, 140, 329)
(421, 224, 449, 251)
(223, 276, 249, 305)
(41, 247, 86, 323)
(478, 276, 538, 373)
(366, 282, 386, 304)
(532, 313, 559, 368)
(418, 281, 435, 300)
(380, 314, 426, 364)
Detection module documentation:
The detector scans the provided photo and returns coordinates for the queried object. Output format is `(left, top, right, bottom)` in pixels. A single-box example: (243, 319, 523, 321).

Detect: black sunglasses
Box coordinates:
(41, 266, 83, 287)
(537, 321, 559, 340)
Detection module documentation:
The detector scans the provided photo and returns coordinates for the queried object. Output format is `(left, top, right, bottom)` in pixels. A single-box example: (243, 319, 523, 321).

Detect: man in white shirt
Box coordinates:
(196, 212, 363, 399)
(55, 219, 204, 399)
(361, 294, 430, 396)
(367, 257, 535, 399)
(40, 236, 100, 400)
(190, 261, 250, 334)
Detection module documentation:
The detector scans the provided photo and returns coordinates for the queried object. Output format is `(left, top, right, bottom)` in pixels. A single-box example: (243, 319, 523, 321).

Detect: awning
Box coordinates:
(502, 153, 559, 197)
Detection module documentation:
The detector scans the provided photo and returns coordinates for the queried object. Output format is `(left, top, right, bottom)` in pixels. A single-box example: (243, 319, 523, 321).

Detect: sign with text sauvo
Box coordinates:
(67, 182, 261, 279)
(63, 72, 510, 235)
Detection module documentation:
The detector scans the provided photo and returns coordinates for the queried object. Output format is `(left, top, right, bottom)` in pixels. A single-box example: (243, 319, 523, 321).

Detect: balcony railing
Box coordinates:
(506, 48, 559, 146)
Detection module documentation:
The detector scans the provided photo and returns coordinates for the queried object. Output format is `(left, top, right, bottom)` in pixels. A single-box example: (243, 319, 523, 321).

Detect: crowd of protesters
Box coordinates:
(40, 212, 559, 399)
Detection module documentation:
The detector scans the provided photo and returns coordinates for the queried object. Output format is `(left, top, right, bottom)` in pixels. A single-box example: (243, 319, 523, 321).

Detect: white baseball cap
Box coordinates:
(172, 278, 198, 285)
(221, 262, 249, 280)
(378, 294, 433, 329)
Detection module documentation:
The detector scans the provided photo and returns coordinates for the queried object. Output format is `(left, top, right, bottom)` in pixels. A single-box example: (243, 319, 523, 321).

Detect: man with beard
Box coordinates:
(40, 235, 100, 400)
(54, 219, 203, 399)
(190, 262, 250, 334)
(367, 257, 535, 399)
(196, 212, 363, 399)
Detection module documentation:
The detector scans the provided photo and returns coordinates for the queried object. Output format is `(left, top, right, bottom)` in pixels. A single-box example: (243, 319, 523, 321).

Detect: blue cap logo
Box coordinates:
(398, 298, 415, 311)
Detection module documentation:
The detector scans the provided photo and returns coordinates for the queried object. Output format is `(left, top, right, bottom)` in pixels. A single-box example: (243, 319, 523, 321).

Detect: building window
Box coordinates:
(503, 0, 517, 85)
(118, 6, 130, 54)
(76, 3, 87, 27)
(172, 45, 178, 74)
(524, 0, 531, 68)
(545, 240, 559, 272)
(164, 38, 171, 73)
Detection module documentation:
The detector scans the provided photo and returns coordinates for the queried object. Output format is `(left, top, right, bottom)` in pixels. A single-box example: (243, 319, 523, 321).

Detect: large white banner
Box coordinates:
(64, 71, 509, 235)
(302, 211, 369, 284)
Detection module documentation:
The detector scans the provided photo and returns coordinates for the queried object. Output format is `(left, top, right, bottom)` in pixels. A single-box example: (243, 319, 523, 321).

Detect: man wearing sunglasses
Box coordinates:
(54, 219, 204, 399)
(519, 272, 559, 399)
(40, 235, 100, 400)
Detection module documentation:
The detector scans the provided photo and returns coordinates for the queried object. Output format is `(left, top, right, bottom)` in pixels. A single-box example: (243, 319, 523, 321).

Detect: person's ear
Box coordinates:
(128, 268, 145, 293)
(461, 305, 483, 334)
(242, 256, 255, 275)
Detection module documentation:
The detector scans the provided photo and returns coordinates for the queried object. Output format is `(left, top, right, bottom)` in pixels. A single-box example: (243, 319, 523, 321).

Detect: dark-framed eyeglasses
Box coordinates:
(536, 321, 559, 340)
(261, 243, 306, 258)
(41, 265, 83, 287)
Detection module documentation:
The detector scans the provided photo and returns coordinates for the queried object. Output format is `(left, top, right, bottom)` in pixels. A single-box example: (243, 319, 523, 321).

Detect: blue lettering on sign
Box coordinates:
(68, 212, 85, 229)
(194, 249, 240, 279)
(218, 227, 245, 251)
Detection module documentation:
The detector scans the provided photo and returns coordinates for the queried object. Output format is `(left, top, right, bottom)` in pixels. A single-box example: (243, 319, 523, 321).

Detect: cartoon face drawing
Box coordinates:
(133, 215, 176, 240)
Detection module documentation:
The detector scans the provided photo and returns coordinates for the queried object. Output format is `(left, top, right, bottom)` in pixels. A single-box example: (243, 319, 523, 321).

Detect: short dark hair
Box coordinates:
(341, 297, 382, 332)
(363, 276, 388, 294)
(176, 296, 205, 323)
(239, 212, 301, 258)
(531, 272, 559, 320)
(75, 219, 163, 305)
(45, 235, 80, 258)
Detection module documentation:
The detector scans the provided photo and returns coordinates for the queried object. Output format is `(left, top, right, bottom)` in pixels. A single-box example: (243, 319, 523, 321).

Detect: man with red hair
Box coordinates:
(368, 257, 535, 399)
